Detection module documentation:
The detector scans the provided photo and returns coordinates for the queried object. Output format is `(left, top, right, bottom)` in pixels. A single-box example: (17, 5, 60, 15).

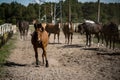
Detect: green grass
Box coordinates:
(0, 33, 17, 77)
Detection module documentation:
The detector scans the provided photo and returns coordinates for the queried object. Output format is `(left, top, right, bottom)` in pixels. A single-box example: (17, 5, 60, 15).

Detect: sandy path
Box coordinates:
(1, 30, 120, 80)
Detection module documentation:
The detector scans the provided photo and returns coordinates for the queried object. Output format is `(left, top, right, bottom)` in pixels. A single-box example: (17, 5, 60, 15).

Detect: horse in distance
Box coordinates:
(62, 22, 74, 44)
(102, 22, 119, 49)
(78, 20, 103, 47)
(45, 23, 60, 43)
(17, 20, 29, 40)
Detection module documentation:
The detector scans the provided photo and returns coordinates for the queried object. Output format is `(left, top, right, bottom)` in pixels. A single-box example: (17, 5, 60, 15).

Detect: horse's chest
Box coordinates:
(31, 39, 43, 48)
(37, 42, 42, 47)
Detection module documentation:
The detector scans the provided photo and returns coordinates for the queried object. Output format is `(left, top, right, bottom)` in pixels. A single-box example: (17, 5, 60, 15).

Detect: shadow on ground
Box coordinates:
(61, 44, 84, 48)
(4, 61, 27, 67)
(49, 42, 62, 45)
(97, 52, 120, 56)
(82, 47, 99, 51)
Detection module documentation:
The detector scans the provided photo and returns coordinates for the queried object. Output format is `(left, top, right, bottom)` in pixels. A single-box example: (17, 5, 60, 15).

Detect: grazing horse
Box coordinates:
(45, 23, 60, 43)
(17, 20, 29, 40)
(78, 22, 102, 47)
(62, 22, 74, 44)
(102, 22, 119, 49)
(31, 23, 49, 67)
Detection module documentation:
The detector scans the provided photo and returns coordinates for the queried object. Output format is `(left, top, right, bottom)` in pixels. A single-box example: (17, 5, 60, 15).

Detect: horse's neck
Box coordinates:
(68, 23, 72, 28)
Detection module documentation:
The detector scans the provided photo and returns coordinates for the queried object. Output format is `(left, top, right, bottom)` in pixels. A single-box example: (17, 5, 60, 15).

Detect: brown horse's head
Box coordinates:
(35, 23, 44, 42)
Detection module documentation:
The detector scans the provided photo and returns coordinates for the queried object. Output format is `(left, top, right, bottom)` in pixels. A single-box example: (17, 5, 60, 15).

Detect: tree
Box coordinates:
(0, 1, 119, 24)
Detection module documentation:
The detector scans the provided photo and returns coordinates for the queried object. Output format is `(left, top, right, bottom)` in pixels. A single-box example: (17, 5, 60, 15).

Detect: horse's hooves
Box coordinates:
(35, 65, 39, 67)
(46, 64, 49, 67)
(88, 45, 91, 47)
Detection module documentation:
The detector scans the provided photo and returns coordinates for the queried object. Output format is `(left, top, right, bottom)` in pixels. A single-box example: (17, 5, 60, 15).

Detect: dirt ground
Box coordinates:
(1, 30, 120, 80)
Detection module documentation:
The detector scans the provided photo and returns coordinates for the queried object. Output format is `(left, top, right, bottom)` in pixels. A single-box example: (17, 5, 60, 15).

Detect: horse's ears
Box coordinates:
(37, 23, 42, 28)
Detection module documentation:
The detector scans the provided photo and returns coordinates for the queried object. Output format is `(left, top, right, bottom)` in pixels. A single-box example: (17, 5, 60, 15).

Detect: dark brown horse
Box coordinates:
(17, 20, 29, 40)
(31, 23, 49, 67)
(62, 22, 74, 44)
(102, 22, 119, 49)
(45, 23, 60, 43)
(78, 22, 102, 47)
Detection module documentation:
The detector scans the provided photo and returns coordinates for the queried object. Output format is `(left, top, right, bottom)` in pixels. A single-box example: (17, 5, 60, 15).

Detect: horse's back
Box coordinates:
(103, 22, 119, 35)
(23, 21, 29, 30)
(46, 23, 60, 33)
(17, 20, 29, 29)
(84, 22, 102, 33)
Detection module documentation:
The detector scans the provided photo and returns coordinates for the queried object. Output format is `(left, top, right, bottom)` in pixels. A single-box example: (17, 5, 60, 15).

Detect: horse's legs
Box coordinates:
(33, 46, 38, 65)
(91, 34, 94, 45)
(19, 29, 22, 39)
(111, 36, 116, 49)
(109, 36, 112, 49)
(57, 33, 60, 43)
(65, 34, 68, 44)
(68, 33, 70, 44)
(25, 30, 28, 40)
(48, 33, 51, 37)
(71, 33, 73, 44)
(86, 34, 89, 46)
(113, 36, 115, 49)
(20, 31, 23, 39)
(64, 34, 66, 43)
(105, 35, 108, 48)
(42, 53, 44, 65)
(109, 40, 111, 49)
(86, 34, 91, 47)
(89, 35, 91, 47)
(43, 48, 49, 67)
(23, 30, 26, 40)
(101, 33, 104, 46)
(48, 33, 51, 43)
(54, 34, 56, 43)
(96, 34, 100, 47)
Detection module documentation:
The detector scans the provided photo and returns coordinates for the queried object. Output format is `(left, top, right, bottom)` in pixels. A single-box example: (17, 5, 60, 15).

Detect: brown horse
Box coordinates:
(45, 23, 60, 43)
(17, 20, 29, 40)
(102, 22, 119, 49)
(78, 22, 102, 47)
(31, 23, 49, 67)
(62, 22, 74, 44)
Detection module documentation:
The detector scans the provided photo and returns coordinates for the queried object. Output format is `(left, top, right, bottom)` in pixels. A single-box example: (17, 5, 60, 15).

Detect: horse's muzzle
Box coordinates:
(38, 40, 42, 44)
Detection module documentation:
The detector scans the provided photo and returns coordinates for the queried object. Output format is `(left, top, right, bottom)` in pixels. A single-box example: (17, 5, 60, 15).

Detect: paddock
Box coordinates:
(1, 26, 120, 80)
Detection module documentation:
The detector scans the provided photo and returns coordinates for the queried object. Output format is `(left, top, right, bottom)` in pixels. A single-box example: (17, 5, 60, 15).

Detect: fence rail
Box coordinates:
(0, 23, 16, 48)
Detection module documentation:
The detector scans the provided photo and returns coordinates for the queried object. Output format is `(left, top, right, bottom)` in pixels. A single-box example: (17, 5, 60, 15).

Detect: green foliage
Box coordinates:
(0, 1, 119, 24)
(0, 19, 5, 25)
(0, 34, 16, 64)
(11, 18, 17, 24)
(0, 34, 16, 77)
